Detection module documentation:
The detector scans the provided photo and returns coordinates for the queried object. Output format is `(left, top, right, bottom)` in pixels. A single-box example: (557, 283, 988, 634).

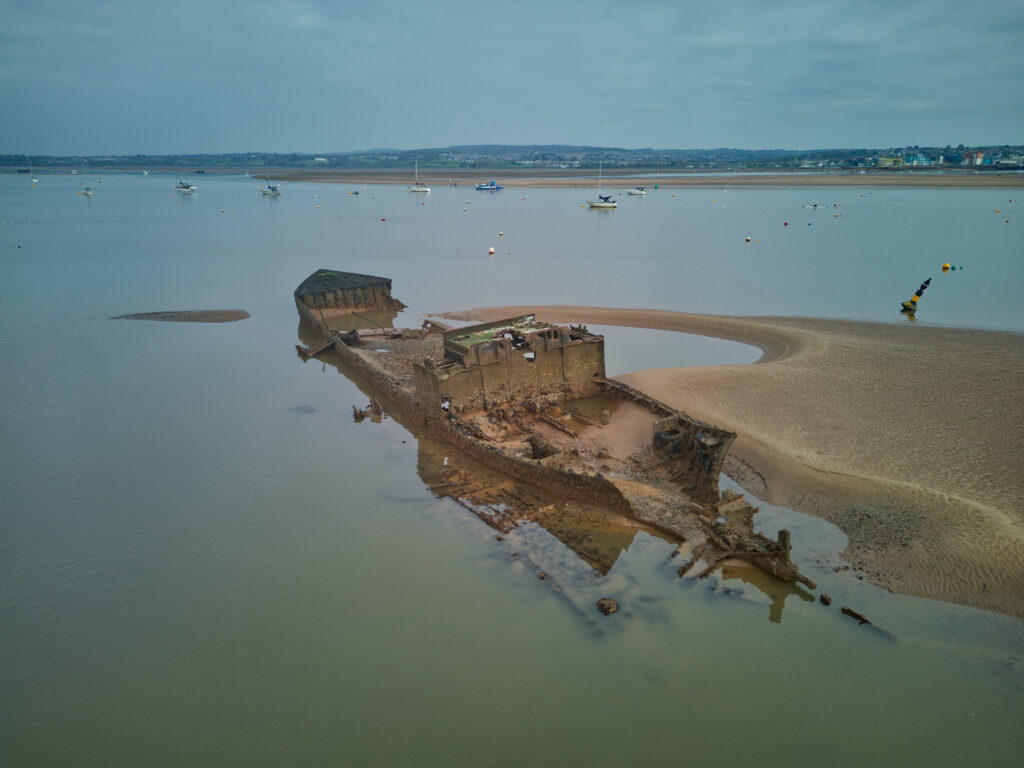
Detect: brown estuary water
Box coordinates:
(1, 172, 1022, 766)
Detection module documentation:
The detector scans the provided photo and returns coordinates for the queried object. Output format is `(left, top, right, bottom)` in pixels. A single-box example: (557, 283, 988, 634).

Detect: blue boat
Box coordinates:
(475, 180, 504, 191)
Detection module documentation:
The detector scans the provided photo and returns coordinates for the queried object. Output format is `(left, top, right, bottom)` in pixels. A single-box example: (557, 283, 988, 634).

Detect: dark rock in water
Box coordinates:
(596, 597, 619, 616)
(289, 405, 317, 414)
(820, 593, 832, 606)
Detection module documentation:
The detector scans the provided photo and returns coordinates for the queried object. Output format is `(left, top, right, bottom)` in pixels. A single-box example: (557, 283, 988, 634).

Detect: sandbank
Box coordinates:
(452, 305, 1024, 618)
(111, 309, 250, 323)
(268, 168, 1024, 189)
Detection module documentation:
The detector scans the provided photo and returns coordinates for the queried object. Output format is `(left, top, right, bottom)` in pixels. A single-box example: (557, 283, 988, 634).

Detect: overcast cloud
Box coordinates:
(1, 0, 1021, 154)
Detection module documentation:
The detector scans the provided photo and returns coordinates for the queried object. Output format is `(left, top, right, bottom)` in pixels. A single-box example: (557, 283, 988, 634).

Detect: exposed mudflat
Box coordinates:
(111, 309, 250, 323)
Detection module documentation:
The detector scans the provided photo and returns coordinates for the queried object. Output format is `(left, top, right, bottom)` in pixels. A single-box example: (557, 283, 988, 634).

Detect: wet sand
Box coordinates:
(453, 305, 1024, 617)
(111, 310, 250, 323)
(268, 168, 1024, 189)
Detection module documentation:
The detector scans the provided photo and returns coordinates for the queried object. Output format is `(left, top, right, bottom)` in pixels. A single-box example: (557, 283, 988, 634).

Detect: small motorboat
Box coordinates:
(475, 181, 504, 191)
(175, 181, 197, 193)
(261, 183, 281, 196)
(626, 186, 647, 195)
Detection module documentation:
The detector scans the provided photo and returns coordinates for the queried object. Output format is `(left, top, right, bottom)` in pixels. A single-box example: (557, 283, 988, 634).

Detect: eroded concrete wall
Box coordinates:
(298, 284, 403, 313)
(653, 414, 736, 498)
(417, 333, 605, 412)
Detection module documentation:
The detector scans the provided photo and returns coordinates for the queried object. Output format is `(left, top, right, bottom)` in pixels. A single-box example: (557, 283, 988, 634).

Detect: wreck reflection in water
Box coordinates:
(717, 562, 816, 623)
(300, 317, 812, 623)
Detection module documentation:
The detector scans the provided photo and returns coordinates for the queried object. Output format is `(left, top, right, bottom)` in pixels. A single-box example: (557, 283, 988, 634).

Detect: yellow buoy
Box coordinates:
(943, 263, 950, 270)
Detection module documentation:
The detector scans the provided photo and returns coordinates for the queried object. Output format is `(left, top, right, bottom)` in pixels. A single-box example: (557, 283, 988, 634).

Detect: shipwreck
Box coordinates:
(294, 269, 814, 590)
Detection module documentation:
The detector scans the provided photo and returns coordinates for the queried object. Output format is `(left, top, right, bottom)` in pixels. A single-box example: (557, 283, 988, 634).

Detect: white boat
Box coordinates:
(83, 186, 93, 196)
(626, 186, 647, 195)
(175, 180, 197, 193)
(261, 180, 281, 196)
(407, 160, 430, 193)
(587, 162, 616, 208)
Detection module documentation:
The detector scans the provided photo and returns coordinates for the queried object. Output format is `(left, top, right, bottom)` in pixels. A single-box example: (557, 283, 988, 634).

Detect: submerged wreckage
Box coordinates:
(295, 269, 815, 590)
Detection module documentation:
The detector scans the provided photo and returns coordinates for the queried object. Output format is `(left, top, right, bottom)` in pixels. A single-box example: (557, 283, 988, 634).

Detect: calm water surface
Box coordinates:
(1, 173, 1022, 766)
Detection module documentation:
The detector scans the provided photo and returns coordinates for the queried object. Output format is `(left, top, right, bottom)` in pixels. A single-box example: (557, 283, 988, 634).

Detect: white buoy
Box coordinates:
(488, 247, 495, 255)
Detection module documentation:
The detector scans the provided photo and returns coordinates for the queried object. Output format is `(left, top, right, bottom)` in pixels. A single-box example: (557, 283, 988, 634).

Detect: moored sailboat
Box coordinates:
(407, 160, 430, 193)
(587, 162, 616, 208)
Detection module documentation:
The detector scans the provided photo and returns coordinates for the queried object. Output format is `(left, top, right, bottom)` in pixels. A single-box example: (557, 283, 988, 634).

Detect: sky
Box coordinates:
(1, 0, 1022, 155)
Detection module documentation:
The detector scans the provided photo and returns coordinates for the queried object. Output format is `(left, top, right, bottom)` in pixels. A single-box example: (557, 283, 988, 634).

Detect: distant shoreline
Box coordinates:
(266, 168, 1024, 189)
(7, 166, 1021, 188)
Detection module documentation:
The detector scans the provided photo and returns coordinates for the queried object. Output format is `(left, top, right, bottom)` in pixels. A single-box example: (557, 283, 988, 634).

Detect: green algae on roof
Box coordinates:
(294, 269, 393, 300)
(444, 315, 547, 351)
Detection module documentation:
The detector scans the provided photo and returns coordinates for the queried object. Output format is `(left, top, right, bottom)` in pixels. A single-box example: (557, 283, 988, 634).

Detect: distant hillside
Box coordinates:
(3, 144, 1022, 171)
